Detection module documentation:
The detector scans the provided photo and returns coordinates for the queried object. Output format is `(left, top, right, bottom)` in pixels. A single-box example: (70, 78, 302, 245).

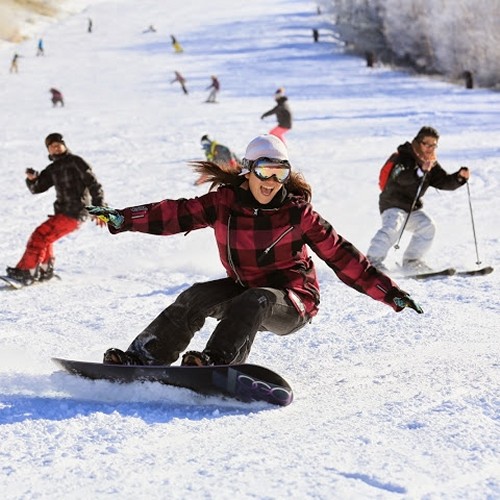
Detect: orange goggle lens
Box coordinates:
(252, 161, 290, 183)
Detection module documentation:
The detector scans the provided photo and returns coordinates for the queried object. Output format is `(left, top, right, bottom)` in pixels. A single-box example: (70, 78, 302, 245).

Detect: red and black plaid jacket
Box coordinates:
(111, 185, 406, 317)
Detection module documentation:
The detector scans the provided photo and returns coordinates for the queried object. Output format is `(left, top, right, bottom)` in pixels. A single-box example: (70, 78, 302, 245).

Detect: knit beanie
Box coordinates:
(45, 132, 65, 148)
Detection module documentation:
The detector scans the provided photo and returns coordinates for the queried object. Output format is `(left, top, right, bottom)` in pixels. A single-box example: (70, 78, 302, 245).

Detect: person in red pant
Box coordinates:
(6, 133, 106, 285)
(260, 87, 292, 143)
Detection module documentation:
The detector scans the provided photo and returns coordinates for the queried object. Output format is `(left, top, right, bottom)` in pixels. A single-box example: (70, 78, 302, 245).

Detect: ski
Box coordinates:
(404, 268, 456, 280)
(455, 266, 494, 277)
(402, 266, 493, 280)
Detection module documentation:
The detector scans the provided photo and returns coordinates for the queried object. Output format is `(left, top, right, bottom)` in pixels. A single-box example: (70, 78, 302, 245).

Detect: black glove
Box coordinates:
(86, 205, 124, 229)
(394, 294, 424, 314)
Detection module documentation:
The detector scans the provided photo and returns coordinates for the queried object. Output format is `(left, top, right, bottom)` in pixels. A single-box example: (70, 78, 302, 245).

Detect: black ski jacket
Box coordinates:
(379, 142, 467, 213)
(26, 150, 105, 221)
(261, 96, 292, 129)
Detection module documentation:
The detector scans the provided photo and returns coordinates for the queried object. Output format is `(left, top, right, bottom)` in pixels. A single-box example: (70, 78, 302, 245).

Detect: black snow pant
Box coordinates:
(127, 278, 310, 365)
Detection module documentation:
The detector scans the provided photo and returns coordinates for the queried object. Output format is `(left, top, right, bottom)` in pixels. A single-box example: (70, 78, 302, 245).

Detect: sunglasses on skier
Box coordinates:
(419, 140, 438, 149)
(244, 157, 291, 183)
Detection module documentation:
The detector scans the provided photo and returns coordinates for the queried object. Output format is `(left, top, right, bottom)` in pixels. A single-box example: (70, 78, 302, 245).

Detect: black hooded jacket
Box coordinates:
(379, 142, 467, 213)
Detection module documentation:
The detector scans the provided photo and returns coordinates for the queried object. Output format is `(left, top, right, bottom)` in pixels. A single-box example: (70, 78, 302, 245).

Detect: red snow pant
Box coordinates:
(269, 126, 290, 144)
(16, 213, 80, 270)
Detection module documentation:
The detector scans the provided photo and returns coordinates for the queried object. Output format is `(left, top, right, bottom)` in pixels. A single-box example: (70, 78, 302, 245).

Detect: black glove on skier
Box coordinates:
(393, 294, 424, 314)
(86, 205, 124, 229)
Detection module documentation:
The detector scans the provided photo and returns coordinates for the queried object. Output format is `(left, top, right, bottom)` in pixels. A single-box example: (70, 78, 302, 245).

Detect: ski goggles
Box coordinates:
(243, 157, 291, 183)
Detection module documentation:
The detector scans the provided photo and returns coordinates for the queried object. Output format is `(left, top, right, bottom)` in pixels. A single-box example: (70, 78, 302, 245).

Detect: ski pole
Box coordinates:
(466, 180, 482, 265)
(394, 173, 427, 250)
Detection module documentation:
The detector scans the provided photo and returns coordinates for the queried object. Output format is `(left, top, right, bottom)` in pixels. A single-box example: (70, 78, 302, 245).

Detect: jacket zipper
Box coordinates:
(226, 214, 244, 286)
(258, 226, 294, 263)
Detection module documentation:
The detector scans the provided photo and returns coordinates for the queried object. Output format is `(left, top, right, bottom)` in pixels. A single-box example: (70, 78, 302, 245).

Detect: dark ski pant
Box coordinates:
(127, 278, 310, 365)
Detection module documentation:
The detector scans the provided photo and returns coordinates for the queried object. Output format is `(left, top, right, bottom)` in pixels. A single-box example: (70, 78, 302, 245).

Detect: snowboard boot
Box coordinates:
(103, 348, 144, 366)
(181, 350, 228, 367)
(181, 351, 213, 367)
(38, 260, 55, 281)
(6, 266, 37, 286)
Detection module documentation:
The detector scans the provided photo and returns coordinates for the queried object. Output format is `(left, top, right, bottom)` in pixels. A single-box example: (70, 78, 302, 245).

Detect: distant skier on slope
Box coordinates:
(171, 71, 188, 95)
(205, 75, 220, 102)
(170, 35, 183, 53)
(195, 134, 240, 185)
(260, 87, 292, 143)
(49, 88, 64, 107)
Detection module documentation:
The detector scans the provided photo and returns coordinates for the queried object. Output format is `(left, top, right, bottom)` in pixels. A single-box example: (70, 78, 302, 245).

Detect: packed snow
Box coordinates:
(0, 0, 499, 498)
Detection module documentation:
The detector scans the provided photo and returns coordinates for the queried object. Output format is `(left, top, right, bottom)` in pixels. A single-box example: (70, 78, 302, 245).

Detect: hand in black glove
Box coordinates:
(86, 205, 124, 229)
(394, 294, 424, 314)
(26, 168, 39, 179)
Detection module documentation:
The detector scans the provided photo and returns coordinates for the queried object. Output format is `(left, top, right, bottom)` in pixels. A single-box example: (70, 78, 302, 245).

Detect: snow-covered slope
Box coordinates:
(0, 0, 498, 498)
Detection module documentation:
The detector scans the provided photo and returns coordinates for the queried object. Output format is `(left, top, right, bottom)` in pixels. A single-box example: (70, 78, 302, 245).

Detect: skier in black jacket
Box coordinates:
(366, 126, 470, 273)
(261, 87, 292, 143)
(6, 133, 106, 285)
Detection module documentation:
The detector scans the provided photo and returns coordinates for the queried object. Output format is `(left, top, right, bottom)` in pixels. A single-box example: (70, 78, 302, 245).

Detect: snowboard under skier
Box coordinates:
(6, 133, 106, 285)
(87, 134, 423, 369)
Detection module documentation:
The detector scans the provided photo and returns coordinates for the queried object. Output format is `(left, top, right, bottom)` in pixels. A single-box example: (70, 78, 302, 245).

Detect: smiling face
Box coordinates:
(246, 170, 284, 204)
(47, 141, 67, 156)
(415, 135, 438, 161)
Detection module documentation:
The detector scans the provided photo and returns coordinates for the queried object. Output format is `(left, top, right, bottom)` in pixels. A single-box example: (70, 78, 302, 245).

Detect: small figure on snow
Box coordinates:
(142, 25, 156, 34)
(88, 18, 93, 33)
(205, 75, 220, 103)
(49, 88, 64, 107)
(195, 134, 240, 185)
(36, 39, 44, 56)
(261, 87, 292, 143)
(463, 70, 474, 89)
(170, 35, 183, 53)
(87, 134, 423, 368)
(366, 126, 470, 274)
(9, 53, 20, 73)
(366, 51, 376, 67)
(171, 71, 188, 95)
(5, 133, 106, 285)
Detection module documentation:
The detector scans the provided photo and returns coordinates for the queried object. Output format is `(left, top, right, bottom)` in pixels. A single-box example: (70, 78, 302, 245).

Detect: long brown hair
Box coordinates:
(190, 161, 312, 202)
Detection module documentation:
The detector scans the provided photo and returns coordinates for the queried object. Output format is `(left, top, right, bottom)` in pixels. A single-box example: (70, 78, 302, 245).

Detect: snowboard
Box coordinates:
(52, 357, 294, 406)
(0, 274, 60, 289)
(0, 275, 25, 289)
